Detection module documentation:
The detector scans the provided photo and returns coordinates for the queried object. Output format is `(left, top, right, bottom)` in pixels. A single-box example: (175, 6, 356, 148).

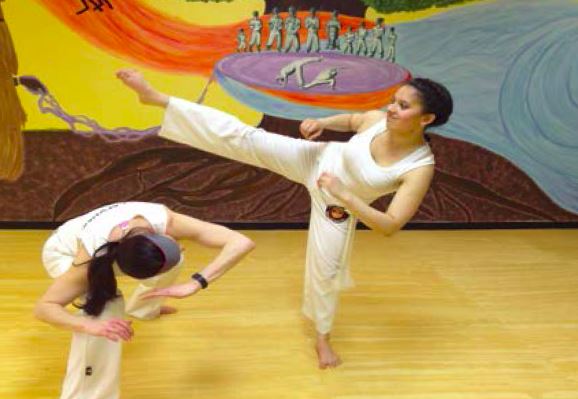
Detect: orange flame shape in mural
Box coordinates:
(36, 0, 367, 75)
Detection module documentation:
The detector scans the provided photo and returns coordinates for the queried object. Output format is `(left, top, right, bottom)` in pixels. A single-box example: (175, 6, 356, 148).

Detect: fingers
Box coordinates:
(107, 319, 133, 341)
(308, 130, 322, 140)
(139, 287, 181, 300)
(138, 289, 165, 300)
(100, 319, 133, 342)
(316, 172, 331, 188)
(300, 119, 322, 140)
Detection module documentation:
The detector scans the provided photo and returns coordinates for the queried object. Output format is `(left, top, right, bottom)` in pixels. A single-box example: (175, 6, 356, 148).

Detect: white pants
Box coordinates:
(41, 234, 183, 399)
(160, 97, 357, 334)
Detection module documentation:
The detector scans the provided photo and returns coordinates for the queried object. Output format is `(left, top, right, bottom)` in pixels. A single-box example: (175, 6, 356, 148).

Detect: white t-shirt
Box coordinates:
(318, 118, 435, 204)
(52, 202, 168, 257)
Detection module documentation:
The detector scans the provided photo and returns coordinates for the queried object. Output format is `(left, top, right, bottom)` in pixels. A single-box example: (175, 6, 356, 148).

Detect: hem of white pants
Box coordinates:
(302, 307, 332, 335)
(158, 96, 176, 141)
(158, 96, 197, 142)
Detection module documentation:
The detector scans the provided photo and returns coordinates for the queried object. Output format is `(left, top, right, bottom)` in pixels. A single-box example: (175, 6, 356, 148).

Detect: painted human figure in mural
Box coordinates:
(236, 28, 246, 52)
(302, 67, 339, 90)
(248, 10, 262, 52)
(275, 57, 323, 88)
(283, 6, 301, 53)
(35, 201, 255, 399)
(325, 10, 341, 50)
(369, 17, 386, 58)
(265, 7, 283, 51)
(355, 21, 368, 56)
(386, 27, 398, 62)
(341, 26, 355, 54)
(116, 68, 454, 369)
(305, 7, 320, 53)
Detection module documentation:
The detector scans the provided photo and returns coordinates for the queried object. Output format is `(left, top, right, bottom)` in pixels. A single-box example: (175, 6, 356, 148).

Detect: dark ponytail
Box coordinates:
(80, 241, 120, 316)
(78, 233, 167, 316)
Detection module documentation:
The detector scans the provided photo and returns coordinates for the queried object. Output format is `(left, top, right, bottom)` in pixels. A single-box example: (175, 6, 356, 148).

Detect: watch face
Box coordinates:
(325, 205, 349, 223)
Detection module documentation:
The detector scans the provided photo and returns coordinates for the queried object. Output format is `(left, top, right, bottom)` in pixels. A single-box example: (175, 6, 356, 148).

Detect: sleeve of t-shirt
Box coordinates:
(78, 229, 105, 257)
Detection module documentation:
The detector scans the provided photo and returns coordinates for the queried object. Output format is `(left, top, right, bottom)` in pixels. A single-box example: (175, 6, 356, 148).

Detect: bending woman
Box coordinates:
(35, 201, 255, 399)
(117, 69, 453, 369)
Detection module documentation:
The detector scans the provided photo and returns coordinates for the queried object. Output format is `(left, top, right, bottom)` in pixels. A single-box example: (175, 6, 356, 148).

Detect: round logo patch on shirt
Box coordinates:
(325, 205, 350, 223)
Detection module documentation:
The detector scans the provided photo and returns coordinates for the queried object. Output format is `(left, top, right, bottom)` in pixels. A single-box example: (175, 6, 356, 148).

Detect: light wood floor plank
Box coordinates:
(1, 229, 577, 398)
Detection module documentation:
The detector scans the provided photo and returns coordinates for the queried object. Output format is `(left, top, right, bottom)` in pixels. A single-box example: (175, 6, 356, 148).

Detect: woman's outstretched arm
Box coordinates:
(141, 209, 255, 299)
(300, 110, 384, 140)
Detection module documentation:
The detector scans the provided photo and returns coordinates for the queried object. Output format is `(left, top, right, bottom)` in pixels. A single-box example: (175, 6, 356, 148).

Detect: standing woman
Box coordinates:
(35, 201, 254, 399)
(117, 69, 453, 369)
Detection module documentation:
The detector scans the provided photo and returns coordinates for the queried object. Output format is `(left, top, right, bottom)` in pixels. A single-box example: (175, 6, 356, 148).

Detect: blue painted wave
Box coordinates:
(397, 0, 578, 214)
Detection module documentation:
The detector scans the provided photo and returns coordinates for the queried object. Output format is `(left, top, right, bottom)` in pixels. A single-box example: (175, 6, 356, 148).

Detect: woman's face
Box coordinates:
(386, 85, 434, 133)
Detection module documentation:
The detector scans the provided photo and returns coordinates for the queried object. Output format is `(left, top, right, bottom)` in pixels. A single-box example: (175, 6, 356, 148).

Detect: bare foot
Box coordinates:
(160, 305, 178, 316)
(316, 334, 342, 369)
(116, 68, 169, 107)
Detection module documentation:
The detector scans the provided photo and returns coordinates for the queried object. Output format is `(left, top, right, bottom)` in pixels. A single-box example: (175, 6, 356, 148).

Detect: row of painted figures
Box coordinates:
(237, 7, 398, 62)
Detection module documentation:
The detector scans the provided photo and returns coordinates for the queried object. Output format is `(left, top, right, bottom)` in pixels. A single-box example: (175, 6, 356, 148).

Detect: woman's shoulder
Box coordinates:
(356, 110, 386, 135)
(363, 109, 386, 124)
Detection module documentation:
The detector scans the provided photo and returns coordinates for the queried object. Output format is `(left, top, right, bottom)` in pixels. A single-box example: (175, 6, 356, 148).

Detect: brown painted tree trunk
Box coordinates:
(0, 2, 26, 181)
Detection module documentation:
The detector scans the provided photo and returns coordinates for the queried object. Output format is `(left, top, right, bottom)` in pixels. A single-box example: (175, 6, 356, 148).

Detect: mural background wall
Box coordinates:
(1, 0, 576, 224)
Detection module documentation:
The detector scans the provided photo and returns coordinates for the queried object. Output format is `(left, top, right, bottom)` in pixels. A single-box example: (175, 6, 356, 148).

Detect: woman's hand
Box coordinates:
(317, 172, 350, 202)
(300, 118, 324, 140)
(139, 281, 201, 300)
(82, 318, 133, 342)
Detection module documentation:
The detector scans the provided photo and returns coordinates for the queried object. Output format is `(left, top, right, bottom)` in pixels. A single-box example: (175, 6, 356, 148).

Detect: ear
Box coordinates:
(420, 113, 436, 127)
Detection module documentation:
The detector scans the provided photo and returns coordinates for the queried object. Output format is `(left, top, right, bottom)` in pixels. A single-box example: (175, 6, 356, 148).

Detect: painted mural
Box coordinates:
(0, 0, 576, 223)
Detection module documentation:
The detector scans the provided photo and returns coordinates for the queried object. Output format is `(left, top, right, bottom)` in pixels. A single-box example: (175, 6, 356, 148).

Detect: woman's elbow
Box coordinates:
(237, 235, 256, 254)
(379, 221, 403, 237)
(33, 302, 47, 322)
(380, 228, 397, 237)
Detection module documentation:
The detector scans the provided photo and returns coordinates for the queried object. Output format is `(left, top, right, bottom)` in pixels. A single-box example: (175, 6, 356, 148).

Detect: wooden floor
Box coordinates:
(1, 229, 578, 399)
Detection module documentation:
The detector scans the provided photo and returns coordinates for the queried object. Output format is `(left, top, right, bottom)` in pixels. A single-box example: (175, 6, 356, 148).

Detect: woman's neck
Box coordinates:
(108, 216, 153, 241)
(385, 127, 426, 151)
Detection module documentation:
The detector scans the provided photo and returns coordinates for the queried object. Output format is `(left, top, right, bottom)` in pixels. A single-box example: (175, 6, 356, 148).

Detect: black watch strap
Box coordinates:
(191, 272, 208, 289)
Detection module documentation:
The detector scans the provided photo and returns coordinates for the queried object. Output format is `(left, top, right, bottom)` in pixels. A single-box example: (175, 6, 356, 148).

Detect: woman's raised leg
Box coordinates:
(117, 69, 323, 185)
